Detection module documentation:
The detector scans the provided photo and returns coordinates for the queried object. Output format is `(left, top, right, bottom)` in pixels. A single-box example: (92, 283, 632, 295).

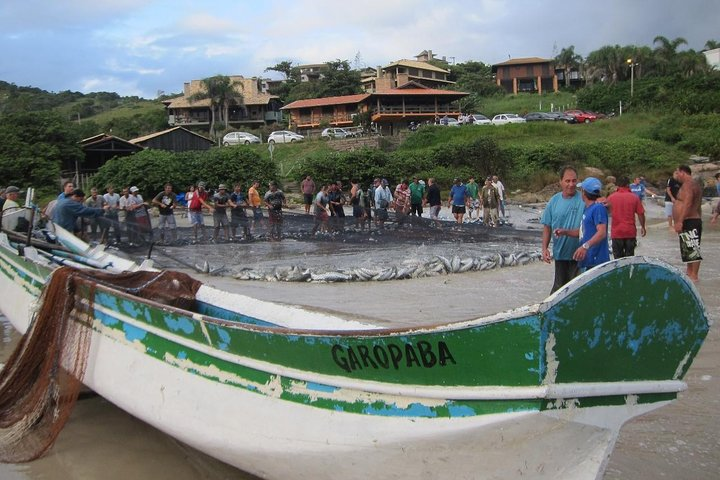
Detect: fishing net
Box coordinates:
(0, 266, 202, 462)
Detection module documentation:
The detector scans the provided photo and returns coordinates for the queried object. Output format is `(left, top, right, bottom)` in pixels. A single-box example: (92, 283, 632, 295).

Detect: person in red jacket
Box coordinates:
(606, 176, 646, 258)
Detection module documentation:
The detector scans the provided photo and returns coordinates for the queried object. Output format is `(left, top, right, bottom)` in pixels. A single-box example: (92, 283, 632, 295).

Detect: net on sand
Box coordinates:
(0, 266, 201, 462)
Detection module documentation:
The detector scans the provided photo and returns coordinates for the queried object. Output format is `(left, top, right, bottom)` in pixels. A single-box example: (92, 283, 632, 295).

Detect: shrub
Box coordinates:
(92, 147, 276, 198)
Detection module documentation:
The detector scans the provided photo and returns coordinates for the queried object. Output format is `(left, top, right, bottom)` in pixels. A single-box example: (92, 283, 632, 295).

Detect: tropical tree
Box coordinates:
(265, 61, 297, 80)
(554, 46, 583, 87)
(704, 40, 720, 51)
(188, 75, 243, 139)
(585, 45, 634, 84)
(677, 49, 710, 77)
(317, 60, 361, 97)
(653, 36, 688, 75)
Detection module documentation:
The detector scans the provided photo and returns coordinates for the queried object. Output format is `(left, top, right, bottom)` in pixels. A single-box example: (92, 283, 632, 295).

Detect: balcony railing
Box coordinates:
(370, 105, 459, 115)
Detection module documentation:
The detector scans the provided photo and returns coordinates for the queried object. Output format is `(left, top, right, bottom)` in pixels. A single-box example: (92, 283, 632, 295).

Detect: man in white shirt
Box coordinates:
(103, 185, 122, 244)
(492, 175, 506, 218)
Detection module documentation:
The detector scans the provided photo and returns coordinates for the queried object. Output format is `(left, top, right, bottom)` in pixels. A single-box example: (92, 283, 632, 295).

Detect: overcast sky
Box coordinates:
(1, 0, 718, 99)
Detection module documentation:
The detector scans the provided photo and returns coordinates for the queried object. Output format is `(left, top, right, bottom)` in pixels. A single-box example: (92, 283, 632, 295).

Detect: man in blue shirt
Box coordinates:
(52, 189, 108, 236)
(630, 176, 646, 201)
(572, 177, 610, 271)
(541, 166, 584, 293)
(448, 178, 468, 224)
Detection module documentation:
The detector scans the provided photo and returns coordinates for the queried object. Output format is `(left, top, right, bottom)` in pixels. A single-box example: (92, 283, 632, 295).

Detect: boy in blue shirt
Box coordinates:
(572, 177, 610, 271)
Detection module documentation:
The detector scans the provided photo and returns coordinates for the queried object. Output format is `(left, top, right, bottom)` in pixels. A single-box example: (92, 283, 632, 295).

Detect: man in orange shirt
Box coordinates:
(248, 180, 263, 232)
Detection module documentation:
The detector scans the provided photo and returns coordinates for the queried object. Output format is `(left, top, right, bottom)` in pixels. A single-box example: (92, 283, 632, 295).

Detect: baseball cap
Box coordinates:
(129, 186, 139, 193)
(578, 177, 602, 195)
(218, 184, 226, 190)
(198, 181, 206, 188)
(4, 186, 20, 194)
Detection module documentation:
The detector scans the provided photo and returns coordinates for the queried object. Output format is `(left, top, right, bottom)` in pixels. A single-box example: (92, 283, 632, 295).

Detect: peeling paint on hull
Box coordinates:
(0, 237, 710, 480)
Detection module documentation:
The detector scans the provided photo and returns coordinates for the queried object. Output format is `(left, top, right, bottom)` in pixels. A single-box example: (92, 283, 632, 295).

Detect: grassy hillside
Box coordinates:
(475, 91, 580, 117)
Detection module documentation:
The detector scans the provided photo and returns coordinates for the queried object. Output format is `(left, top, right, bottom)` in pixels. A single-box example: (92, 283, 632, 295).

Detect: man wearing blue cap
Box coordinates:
(541, 166, 584, 293)
(572, 176, 610, 270)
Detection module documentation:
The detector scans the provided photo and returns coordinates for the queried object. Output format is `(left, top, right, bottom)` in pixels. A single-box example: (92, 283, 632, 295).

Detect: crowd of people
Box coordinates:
(0, 174, 510, 246)
(541, 164, 711, 289)
(302, 174, 510, 235)
(2, 167, 718, 279)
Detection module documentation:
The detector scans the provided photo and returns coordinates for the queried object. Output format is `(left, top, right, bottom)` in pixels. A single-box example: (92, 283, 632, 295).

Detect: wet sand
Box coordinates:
(1, 202, 719, 479)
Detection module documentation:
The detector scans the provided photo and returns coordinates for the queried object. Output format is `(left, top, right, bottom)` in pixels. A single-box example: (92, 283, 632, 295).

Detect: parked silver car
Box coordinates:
(267, 130, 304, 144)
(491, 114, 527, 125)
(321, 127, 355, 139)
(222, 131, 261, 145)
(463, 114, 492, 125)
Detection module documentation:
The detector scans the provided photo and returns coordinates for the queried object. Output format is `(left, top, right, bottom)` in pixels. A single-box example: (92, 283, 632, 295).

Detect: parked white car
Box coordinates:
(491, 114, 526, 125)
(464, 114, 492, 125)
(267, 130, 304, 144)
(222, 131, 261, 145)
(321, 127, 355, 139)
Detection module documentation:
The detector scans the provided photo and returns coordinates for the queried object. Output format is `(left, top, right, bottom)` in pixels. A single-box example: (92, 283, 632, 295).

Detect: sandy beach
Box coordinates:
(1, 200, 718, 479)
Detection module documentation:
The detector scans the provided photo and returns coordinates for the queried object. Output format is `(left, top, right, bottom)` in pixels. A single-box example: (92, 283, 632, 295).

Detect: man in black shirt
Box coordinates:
(426, 178, 442, 228)
(664, 171, 681, 229)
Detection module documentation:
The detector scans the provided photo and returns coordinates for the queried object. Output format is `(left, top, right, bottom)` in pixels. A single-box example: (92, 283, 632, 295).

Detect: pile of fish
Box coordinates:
(231, 250, 542, 283)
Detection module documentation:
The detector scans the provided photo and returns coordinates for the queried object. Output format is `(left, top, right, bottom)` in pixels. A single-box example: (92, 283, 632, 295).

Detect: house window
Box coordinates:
(409, 68, 418, 76)
(526, 65, 534, 76)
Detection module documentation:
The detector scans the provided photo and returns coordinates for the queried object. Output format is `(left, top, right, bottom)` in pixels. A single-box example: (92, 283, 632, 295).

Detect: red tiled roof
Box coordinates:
(374, 88, 467, 96)
(282, 94, 371, 110)
(282, 89, 468, 110)
(492, 57, 553, 67)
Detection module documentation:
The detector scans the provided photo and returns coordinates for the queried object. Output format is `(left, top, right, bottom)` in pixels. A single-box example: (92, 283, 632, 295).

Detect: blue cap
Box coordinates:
(579, 177, 602, 195)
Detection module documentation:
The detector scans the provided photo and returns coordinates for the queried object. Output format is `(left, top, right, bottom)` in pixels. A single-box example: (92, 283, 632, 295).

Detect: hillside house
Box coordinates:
(362, 59, 455, 93)
(163, 76, 282, 130)
(281, 83, 468, 135)
(491, 57, 559, 94)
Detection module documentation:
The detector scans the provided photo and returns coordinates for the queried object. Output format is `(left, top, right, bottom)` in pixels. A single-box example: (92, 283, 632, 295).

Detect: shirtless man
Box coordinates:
(672, 165, 703, 281)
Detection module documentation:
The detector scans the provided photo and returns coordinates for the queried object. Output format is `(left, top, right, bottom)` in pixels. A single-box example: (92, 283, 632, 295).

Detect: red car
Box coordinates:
(564, 109, 597, 124)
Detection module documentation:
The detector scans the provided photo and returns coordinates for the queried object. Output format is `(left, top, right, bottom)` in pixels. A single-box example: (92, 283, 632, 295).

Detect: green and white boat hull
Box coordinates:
(0, 233, 709, 479)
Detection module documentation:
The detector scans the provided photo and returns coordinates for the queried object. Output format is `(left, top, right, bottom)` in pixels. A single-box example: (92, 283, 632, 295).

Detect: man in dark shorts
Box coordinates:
(672, 165, 703, 281)
(300, 175, 315, 214)
(230, 183, 250, 240)
(606, 176, 645, 258)
(540, 166, 584, 293)
(448, 178, 468, 224)
(264, 181, 287, 241)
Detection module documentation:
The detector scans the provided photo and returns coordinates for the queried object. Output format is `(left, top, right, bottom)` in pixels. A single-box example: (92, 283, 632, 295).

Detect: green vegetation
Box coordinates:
(2, 33, 720, 197)
(280, 110, 718, 194)
(0, 111, 83, 197)
(91, 147, 278, 199)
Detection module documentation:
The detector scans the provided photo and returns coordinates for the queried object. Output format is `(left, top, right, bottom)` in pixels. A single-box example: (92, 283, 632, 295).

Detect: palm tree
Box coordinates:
(554, 46, 583, 87)
(703, 40, 720, 51)
(188, 75, 243, 139)
(653, 36, 688, 75)
(677, 50, 710, 77)
(585, 45, 632, 84)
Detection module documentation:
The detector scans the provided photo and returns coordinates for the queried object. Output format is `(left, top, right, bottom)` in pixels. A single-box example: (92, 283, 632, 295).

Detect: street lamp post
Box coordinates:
(626, 58, 635, 97)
